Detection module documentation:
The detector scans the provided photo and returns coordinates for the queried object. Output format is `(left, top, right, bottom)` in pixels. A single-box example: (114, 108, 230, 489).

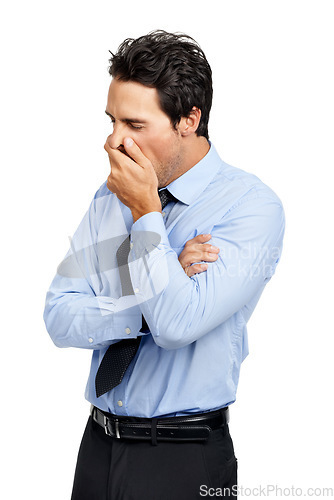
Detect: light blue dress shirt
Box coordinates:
(44, 143, 285, 418)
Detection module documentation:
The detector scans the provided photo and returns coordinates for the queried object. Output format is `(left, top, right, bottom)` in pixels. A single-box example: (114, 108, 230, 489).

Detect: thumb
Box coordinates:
(123, 137, 150, 167)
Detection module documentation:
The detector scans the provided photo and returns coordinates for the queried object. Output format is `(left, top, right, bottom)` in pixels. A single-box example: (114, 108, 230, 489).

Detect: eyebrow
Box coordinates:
(105, 110, 147, 124)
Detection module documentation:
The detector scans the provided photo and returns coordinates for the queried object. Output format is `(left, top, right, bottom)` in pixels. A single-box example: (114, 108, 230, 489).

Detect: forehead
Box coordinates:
(107, 78, 164, 118)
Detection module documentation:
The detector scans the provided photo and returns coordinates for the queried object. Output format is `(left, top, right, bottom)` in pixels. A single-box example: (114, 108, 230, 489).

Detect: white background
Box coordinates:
(1, 1, 333, 498)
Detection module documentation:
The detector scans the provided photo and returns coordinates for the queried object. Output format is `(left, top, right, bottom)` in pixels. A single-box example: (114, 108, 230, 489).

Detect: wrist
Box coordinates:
(132, 205, 162, 223)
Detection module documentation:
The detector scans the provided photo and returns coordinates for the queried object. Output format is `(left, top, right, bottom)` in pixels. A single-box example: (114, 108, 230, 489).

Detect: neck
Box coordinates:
(163, 136, 210, 187)
(184, 136, 210, 169)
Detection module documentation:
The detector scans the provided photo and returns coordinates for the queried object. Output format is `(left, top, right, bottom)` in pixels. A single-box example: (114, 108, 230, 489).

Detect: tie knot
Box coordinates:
(158, 188, 178, 210)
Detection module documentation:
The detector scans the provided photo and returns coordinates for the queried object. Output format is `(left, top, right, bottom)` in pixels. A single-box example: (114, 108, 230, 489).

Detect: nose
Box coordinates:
(107, 121, 125, 150)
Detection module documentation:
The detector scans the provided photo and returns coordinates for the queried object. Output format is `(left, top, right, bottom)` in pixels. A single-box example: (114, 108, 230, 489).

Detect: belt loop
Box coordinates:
(225, 407, 230, 425)
(220, 408, 227, 436)
(151, 418, 158, 446)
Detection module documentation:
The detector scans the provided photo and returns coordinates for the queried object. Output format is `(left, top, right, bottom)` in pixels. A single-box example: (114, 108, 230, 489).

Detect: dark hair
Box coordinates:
(108, 30, 212, 140)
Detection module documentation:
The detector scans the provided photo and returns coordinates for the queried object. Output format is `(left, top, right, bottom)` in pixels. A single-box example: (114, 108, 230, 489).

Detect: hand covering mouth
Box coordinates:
(118, 147, 133, 159)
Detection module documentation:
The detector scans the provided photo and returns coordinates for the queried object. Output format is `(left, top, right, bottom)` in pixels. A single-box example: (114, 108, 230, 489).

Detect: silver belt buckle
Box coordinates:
(104, 416, 112, 436)
(115, 419, 120, 438)
(104, 416, 120, 438)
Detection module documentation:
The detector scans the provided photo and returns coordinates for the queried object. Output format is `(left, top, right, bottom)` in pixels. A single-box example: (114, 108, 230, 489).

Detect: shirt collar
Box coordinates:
(162, 142, 222, 206)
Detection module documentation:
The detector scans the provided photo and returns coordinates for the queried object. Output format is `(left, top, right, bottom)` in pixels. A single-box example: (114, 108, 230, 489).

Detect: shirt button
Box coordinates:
(117, 400, 123, 407)
(134, 288, 139, 293)
(125, 327, 131, 335)
(130, 242, 133, 249)
(88, 337, 93, 343)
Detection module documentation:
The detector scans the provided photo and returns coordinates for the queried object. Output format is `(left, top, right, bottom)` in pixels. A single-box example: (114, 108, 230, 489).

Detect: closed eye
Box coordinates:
(128, 123, 143, 130)
(108, 119, 143, 131)
(105, 110, 145, 130)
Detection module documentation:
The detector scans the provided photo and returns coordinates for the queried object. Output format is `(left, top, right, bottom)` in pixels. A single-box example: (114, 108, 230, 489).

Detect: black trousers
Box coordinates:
(71, 414, 237, 500)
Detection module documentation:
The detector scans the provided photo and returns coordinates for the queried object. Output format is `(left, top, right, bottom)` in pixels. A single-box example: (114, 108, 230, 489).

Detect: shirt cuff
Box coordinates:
(129, 211, 170, 253)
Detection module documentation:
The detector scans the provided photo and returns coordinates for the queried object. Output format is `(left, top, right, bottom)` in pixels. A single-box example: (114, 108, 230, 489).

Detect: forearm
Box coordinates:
(129, 228, 226, 349)
(43, 280, 145, 349)
(129, 200, 285, 350)
(43, 183, 150, 349)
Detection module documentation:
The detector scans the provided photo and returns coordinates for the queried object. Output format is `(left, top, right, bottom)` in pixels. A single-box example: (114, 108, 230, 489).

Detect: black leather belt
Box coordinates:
(91, 405, 229, 443)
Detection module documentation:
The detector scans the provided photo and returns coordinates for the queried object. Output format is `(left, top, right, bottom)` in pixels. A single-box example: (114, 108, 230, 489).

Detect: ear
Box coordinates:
(178, 107, 202, 136)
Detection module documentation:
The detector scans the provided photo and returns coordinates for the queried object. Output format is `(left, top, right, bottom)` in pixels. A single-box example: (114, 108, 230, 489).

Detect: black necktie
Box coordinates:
(158, 188, 178, 210)
(95, 188, 177, 398)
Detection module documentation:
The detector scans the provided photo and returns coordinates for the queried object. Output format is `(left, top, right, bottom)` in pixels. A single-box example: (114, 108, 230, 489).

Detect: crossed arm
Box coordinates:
(44, 137, 284, 350)
(43, 225, 218, 349)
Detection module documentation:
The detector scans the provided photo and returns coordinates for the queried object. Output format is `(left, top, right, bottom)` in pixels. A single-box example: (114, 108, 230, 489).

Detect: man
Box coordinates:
(44, 30, 285, 499)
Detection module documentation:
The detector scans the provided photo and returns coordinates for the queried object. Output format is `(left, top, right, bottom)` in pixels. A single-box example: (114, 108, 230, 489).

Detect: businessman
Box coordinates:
(44, 30, 285, 499)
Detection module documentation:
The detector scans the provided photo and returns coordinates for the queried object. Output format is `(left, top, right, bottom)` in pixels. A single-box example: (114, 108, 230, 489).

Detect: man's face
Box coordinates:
(106, 78, 185, 188)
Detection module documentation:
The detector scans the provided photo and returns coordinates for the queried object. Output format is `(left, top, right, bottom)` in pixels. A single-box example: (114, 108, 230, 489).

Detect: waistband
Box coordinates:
(90, 405, 230, 444)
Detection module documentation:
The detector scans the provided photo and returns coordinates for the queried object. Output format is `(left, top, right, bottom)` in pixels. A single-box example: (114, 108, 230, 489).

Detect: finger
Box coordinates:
(104, 137, 114, 154)
(185, 263, 208, 277)
(123, 137, 150, 167)
(104, 139, 129, 163)
(179, 243, 220, 265)
(204, 251, 220, 260)
(198, 233, 212, 240)
(184, 234, 212, 247)
(105, 145, 126, 163)
(180, 252, 218, 269)
(202, 244, 220, 254)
